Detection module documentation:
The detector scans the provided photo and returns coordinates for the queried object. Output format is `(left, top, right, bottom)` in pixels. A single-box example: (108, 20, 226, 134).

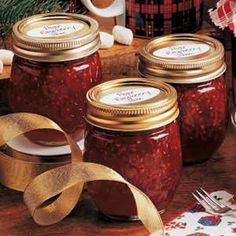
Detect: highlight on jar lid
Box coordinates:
(138, 34, 226, 84)
(12, 13, 100, 62)
(86, 78, 179, 131)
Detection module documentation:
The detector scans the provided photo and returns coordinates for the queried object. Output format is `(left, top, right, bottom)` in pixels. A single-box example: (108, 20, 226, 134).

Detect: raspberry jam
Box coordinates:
(138, 34, 227, 164)
(9, 52, 102, 144)
(84, 78, 182, 219)
(174, 76, 227, 163)
(9, 13, 102, 145)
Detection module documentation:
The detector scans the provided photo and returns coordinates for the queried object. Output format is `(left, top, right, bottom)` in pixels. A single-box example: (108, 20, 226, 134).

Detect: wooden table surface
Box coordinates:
(0, 129, 235, 236)
(0, 16, 236, 236)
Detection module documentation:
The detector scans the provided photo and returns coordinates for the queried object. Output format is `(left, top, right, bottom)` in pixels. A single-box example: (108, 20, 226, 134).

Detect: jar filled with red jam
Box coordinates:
(84, 78, 182, 220)
(138, 34, 227, 164)
(9, 13, 102, 145)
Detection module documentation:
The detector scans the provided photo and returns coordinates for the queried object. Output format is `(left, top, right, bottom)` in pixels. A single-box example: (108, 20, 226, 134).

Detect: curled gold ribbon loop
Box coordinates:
(0, 113, 82, 191)
(0, 113, 84, 224)
(0, 113, 164, 235)
(0, 149, 71, 191)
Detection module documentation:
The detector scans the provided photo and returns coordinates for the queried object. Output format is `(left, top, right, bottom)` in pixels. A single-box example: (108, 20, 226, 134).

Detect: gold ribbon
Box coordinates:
(0, 146, 71, 191)
(0, 113, 164, 235)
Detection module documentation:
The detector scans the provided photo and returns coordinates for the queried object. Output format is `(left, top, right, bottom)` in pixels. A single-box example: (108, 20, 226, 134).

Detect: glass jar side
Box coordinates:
(174, 75, 228, 164)
(9, 52, 102, 145)
(84, 120, 182, 218)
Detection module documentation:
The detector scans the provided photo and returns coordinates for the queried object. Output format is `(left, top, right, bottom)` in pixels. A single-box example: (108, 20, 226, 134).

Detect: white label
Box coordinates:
(153, 43, 210, 58)
(27, 23, 84, 37)
(100, 88, 160, 105)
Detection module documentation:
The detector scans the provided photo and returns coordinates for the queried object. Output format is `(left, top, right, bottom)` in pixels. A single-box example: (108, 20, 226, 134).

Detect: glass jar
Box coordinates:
(84, 78, 182, 220)
(9, 13, 102, 145)
(138, 34, 227, 164)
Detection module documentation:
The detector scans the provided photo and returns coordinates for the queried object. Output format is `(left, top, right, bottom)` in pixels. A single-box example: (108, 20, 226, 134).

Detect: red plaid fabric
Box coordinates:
(68, 0, 87, 14)
(125, 0, 203, 38)
(209, 0, 236, 35)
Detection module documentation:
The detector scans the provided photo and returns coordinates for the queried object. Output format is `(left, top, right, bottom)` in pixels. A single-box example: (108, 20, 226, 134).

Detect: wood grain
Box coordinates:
(0, 12, 235, 236)
(0, 128, 235, 236)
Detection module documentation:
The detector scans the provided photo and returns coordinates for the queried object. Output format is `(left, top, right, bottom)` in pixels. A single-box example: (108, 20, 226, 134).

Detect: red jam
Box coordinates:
(10, 13, 101, 145)
(138, 34, 227, 163)
(9, 52, 102, 144)
(173, 75, 227, 164)
(0, 79, 10, 115)
(84, 121, 182, 217)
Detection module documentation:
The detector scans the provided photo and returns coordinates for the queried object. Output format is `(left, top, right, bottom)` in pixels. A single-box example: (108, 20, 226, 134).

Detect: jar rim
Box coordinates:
(86, 78, 179, 131)
(138, 34, 225, 84)
(12, 13, 100, 62)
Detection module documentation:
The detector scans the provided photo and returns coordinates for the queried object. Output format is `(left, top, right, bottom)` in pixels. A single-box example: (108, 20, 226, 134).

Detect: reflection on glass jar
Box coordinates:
(138, 34, 227, 164)
(84, 78, 182, 220)
(9, 13, 102, 145)
(174, 76, 227, 163)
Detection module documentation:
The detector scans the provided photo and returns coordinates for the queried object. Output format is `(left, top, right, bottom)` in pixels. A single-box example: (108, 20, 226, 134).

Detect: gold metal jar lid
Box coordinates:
(12, 13, 100, 62)
(86, 78, 179, 131)
(138, 34, 226, 84)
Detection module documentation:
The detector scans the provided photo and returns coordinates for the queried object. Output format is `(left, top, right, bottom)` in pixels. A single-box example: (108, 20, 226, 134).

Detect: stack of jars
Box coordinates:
(9, 13, 227, 220)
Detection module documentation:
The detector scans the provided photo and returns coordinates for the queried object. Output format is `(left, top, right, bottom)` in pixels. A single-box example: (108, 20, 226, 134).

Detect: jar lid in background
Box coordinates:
(12, 13, 100, 62)
(86, 78, 179, 131)
(138, 34, 226, 84)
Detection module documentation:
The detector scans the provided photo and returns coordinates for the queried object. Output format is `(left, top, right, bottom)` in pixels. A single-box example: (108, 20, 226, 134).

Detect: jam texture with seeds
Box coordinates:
(174, 75, 227, 164)
(84, 121, 182, 217)
(9, 52, 102, 145)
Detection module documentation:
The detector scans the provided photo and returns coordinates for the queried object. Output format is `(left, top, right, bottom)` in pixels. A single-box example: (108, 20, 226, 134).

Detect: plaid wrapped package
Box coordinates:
(125, 0, 203, 38)
(209, 0, 236, 35)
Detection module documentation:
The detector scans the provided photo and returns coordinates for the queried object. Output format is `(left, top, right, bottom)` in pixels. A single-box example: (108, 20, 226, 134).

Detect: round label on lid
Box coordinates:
(100, 87, 161, 105)
(12, 13, 100, 61)
(27, 22, 84, 38)
(86, 78, 179, 131)
(153, 43, 210, 58)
